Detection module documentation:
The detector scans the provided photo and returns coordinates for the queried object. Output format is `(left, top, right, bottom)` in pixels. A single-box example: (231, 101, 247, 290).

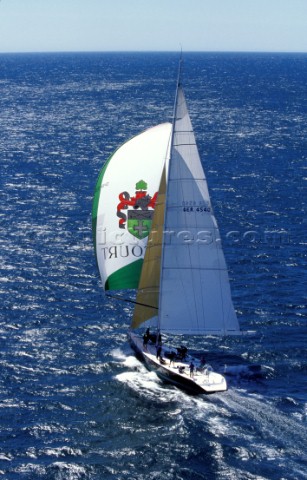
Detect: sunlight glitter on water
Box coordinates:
(0, 51, 306, 480)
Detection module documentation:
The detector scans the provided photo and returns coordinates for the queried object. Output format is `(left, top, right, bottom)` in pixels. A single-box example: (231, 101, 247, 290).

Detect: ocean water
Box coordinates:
(0, 52, 306, 479)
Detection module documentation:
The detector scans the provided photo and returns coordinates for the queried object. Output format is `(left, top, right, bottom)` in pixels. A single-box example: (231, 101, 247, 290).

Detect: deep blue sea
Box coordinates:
(0, 52, 306, 479)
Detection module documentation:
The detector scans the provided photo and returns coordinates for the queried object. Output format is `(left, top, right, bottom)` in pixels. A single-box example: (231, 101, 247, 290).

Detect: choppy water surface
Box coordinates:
(0, 52, 306, 479)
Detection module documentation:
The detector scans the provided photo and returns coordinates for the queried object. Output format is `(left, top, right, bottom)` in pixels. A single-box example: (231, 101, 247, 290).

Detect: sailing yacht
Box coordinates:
(93, 62, 240, 394)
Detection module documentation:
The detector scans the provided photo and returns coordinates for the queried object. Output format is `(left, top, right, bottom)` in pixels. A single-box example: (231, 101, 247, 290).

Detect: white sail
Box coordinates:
(93, 123, 172, 290)
(158, 86, 240, 335)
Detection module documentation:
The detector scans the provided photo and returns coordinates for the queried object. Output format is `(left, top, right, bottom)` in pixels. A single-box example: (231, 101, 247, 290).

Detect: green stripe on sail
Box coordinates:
(105, 259, 143, 290)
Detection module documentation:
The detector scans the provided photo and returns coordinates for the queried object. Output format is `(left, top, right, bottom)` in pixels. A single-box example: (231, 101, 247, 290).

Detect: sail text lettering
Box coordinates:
(99, 245, 144, 260)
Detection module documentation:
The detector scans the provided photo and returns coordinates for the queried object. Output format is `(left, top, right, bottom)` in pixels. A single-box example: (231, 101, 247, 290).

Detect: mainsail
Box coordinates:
(93, 123, 172, 290)
(133, 84, 240, 336)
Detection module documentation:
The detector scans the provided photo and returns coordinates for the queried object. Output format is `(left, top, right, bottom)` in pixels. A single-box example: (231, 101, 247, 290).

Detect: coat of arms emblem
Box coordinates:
(117, 180, 158, 239)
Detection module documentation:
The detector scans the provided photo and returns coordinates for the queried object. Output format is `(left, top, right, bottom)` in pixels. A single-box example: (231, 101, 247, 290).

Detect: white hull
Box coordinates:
(129, 332, 227, 394)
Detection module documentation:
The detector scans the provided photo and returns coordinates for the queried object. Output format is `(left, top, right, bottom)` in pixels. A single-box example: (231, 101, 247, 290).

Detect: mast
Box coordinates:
(157, 57, 183, 332)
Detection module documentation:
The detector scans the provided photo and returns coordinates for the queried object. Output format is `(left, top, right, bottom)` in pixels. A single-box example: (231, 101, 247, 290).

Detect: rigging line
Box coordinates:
(163, 266, 228, 271)
(157, 53, 183, 329)
(105, 293, 158, 310)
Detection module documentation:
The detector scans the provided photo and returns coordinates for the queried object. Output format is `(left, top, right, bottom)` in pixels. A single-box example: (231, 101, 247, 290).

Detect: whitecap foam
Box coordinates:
(122, 355, 144, 369)
(14, 464, 46, 476)
(0, 453, 12, 461)
(110, 348, 129, 362)
(43, 447, 82, 458)
(115, 369, 184, 403)
(46, 462, 87, 479)
(116, 369, 160, 391)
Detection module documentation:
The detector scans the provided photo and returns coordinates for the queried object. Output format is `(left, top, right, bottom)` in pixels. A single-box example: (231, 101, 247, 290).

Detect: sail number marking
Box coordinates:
(182, 201, 211, 213)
